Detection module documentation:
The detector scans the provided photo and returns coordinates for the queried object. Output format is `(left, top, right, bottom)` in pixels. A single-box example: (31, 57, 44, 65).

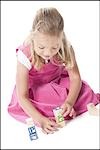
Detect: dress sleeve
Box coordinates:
(16, 43, 32, 70)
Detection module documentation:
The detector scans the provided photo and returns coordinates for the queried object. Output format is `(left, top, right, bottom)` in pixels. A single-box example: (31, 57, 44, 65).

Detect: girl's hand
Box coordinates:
(61, 102, 76, 118)
(40, 116, 59, 134)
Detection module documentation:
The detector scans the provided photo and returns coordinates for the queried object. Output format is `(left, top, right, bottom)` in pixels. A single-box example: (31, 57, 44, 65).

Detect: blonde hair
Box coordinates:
(24, 7, 74, 70)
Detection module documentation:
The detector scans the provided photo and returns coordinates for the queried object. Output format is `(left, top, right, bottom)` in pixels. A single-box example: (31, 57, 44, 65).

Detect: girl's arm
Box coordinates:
(61, 46, 82, 117)
(16, 61, 59, 133)
(16, 61, 44, 123)
(65, 46, 82, 106)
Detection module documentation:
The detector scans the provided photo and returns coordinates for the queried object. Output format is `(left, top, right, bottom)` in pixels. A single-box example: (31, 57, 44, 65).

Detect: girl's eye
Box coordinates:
(52, 47, 57, 50)
(39, 47, 45, 49)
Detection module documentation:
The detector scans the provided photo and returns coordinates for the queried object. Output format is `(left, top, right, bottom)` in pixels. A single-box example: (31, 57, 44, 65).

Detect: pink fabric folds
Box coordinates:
(8, 44, 100, 124)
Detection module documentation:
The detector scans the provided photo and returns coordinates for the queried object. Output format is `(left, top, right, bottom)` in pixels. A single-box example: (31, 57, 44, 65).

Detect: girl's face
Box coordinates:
(33, 32, 62, 60)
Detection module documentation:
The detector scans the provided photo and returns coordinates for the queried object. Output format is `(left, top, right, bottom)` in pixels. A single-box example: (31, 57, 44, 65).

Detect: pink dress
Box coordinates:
(8, 44, 100, 125)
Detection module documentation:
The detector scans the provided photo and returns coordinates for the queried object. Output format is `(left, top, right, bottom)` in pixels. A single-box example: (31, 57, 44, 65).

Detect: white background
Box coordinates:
(1, 1, 99, 149)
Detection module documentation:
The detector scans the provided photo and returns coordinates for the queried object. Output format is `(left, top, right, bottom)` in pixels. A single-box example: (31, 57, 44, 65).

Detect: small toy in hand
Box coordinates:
(53, 107, 65, 127)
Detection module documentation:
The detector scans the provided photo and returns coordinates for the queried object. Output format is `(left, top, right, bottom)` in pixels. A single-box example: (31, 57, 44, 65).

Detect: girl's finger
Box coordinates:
(69, 109, 76, 118)
(69, 108, 74, 117)
(63, 107, 71, 117)
(43, 128, 54, 134)
(60, 106, 67, 115)
(47, 125, 59, 132)
(72, 111, 76, 118)
(42, 129, 48, 134)
(50, 120, 58, 127)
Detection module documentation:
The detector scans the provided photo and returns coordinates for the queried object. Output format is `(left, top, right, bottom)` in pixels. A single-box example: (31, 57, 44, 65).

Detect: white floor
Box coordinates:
(1, 104, 100, 149)
(1, 1, 99, 149)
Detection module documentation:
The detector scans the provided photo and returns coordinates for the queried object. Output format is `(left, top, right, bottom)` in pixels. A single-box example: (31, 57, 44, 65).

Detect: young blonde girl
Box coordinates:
(8, 7, 99, 134)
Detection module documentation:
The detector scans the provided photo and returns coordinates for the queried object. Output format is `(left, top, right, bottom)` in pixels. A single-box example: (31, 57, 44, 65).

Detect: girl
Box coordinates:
(8, 7, 99, 134)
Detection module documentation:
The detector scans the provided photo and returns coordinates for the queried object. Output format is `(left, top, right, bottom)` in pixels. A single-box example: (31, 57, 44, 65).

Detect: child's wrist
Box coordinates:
(32, 114, 45, 125)
(65, 100, 74, 107)
(37, 115, 46, 125)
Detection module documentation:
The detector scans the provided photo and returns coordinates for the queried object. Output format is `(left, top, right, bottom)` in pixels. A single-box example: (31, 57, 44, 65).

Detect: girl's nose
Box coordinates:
(43, 55, 50, 57)
(43, 50, 52, 57)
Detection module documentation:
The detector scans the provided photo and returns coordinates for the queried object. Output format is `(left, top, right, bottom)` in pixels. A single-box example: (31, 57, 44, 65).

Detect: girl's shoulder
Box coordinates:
(16, 42, 31, 59)
(16, 43, 32, 70)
